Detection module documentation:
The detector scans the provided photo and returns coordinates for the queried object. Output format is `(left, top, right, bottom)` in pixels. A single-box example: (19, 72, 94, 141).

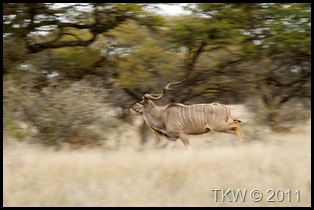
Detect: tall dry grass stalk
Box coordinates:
(3, 105, 311, 207)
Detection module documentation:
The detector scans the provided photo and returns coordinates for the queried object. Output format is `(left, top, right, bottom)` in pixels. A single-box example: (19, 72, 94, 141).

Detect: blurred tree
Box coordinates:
(105, 20, 179, 88)
(164, 5, 250, 103)
(3, 3, 163, 53)
(3, 3, 168, 88)
(3, 3, 165, 79)
(237, 3, 311, 130)
(165, 3, 311, 130)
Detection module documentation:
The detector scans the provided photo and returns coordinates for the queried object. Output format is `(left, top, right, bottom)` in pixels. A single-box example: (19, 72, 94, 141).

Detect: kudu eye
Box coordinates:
(142, 95, 149, 102)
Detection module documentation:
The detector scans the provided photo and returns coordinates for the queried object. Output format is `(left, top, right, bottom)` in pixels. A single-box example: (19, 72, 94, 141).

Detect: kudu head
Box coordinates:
(131, 80, 185, 114)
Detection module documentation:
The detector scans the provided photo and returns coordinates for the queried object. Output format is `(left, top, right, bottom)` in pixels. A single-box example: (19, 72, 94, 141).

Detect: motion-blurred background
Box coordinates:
(3, 3, 311, 207)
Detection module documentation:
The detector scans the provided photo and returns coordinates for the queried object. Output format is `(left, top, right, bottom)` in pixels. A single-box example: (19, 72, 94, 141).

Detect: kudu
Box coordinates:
(131, 80, 243, 150)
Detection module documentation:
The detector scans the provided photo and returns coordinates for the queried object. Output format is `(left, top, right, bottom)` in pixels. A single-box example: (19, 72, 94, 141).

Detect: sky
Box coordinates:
(155, 3, 191, 16)
(51, 3, 191, 16)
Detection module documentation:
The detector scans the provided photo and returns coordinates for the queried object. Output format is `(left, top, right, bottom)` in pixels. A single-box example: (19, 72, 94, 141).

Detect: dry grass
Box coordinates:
(3, 105, 311, 207)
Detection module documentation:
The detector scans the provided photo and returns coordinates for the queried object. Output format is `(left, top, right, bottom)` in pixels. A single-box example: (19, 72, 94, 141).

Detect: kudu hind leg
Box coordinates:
(219, 120, 244, 143)
(178, 133, 192, 151)
(229, 120, 244, 143)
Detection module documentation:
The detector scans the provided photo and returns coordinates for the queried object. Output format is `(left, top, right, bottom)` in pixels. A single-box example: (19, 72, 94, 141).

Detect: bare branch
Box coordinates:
(27, 33, 97, 53)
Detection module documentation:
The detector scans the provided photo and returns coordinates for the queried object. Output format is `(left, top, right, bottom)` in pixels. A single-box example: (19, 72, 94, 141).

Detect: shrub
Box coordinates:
(4, 76, 117, 147)
(245, 97, 311, 131)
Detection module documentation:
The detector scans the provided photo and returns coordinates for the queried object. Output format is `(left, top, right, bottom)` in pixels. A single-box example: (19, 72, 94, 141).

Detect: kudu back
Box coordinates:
(131, 80, 243, 150)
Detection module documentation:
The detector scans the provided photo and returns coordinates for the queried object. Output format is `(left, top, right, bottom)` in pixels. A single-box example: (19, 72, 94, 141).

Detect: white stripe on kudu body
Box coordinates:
(172, 103, 240, 134)
(194, 105, 201, 126)
(178, 106, 185, 128)
(210, 103, 216, 120)
(189, 106, 197, 127)
(202, 104, 206, 126)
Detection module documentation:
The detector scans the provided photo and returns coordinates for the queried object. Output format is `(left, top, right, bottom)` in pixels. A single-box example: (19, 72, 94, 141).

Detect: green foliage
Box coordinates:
(166, 16, 208, 48)
(54, 46, 100, 79)
(107, 20, 150, 46)
(106, 20, 179, 89)
(3, 115, 26, 141)
(240, 43, 260, 61)
(45, 28, 101, 79)
(116, 38, 178, 88)
(262, 4, 311, 56)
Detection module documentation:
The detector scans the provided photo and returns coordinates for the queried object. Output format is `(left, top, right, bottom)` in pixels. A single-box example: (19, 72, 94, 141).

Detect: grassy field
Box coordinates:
(3, 105, 311, 207)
